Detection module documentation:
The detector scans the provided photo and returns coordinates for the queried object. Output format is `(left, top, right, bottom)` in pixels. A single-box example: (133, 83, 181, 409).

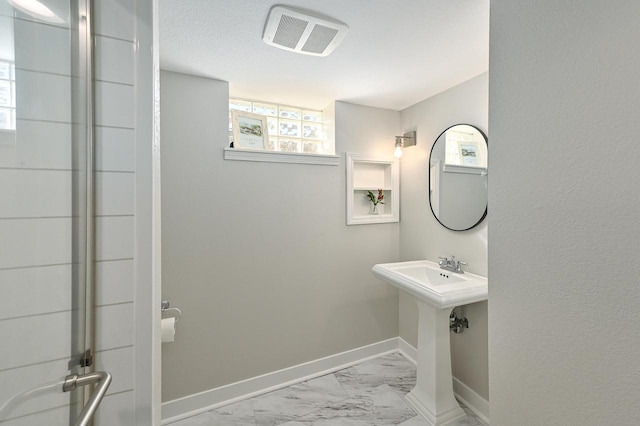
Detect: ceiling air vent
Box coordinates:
(263, 6, 348, 57)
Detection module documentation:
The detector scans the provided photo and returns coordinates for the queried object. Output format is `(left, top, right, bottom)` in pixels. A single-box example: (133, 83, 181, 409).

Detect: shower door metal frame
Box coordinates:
(66, 0, 112, 423)
(80, 0, 95, 371)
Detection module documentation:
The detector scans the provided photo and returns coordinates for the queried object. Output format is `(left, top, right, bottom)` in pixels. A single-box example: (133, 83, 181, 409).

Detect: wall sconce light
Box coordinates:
(394, 131, 416, 158)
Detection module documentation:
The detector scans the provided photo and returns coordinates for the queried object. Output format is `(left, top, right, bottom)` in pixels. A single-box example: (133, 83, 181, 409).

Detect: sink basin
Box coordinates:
(372, 260, 488, 425)
(372, 260, 487, 309)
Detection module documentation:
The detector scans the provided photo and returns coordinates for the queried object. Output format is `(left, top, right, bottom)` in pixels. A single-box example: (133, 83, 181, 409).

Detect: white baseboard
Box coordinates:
(162, 337, 399, 424)
(162, 337, 490, 425)
(453, 377, 490, 425)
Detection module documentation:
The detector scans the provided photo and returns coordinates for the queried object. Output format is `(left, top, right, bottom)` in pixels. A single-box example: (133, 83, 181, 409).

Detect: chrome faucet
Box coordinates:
(438, 256, 467, 274)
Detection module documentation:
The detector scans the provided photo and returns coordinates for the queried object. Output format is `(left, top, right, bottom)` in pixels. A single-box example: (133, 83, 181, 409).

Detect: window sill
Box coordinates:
(223, 148, 340, 166)
(443, 164, 487, 175)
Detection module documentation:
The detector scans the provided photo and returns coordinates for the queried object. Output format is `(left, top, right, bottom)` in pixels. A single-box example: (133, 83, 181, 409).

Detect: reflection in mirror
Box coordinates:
(429, 124, 487, 231)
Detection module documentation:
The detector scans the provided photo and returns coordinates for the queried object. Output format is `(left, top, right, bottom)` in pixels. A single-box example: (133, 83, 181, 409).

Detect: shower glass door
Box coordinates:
(0, 0, 92, 424)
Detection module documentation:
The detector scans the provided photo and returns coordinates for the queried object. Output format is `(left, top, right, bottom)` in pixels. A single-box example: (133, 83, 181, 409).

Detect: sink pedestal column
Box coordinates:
(405, 301, 466, 426)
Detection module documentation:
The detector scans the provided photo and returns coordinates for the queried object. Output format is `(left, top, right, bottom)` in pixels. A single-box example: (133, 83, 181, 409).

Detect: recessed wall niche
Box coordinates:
(346, 153, 399, 225)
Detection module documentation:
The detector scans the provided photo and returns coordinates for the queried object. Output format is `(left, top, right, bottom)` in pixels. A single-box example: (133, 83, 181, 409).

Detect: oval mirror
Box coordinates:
(429, 124, 488, 231)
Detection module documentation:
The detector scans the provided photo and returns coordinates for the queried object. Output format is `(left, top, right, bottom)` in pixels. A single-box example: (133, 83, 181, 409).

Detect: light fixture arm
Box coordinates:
(394, 131, 416, 158)
(395, 131, 416, 147)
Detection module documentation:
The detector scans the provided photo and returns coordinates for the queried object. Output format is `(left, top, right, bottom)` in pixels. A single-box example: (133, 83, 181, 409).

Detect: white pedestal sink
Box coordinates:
(372, 260, 488, 426)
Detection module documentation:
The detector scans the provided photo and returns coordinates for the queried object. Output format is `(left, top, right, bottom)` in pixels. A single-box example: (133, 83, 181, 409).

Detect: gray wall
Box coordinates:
(489, 3, 640, 425)
(160, 71, 401, 402)
(398, 73, 489, 400)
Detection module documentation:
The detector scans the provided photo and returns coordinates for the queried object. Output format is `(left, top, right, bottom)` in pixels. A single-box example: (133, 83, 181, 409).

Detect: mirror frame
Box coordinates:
(428, 123, 488, 232)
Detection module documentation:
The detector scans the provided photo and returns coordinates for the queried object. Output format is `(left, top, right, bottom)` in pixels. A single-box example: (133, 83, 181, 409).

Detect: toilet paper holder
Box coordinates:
(161, 300, 182, 323)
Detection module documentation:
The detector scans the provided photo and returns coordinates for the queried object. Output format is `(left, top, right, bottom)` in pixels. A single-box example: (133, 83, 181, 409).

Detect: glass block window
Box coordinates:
(0, 60, 16, 131)
(230, 98, 325, 154)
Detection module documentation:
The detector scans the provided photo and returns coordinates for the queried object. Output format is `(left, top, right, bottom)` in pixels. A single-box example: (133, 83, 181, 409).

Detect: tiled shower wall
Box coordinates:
(0, 1, 140, 424)
(0, 1, 79, 423)
(93, 0, 137, 423)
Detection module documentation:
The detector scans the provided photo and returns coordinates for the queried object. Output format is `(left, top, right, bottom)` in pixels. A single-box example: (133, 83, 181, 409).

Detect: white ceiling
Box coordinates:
(159, 0, 489, 111)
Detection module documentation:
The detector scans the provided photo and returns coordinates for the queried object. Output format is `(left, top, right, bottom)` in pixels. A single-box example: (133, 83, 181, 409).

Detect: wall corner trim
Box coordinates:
(397, 336, 418, 363)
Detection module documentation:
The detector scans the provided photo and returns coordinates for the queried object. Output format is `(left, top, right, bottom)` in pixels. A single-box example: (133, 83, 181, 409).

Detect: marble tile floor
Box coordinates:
(170, 352, 487, 426)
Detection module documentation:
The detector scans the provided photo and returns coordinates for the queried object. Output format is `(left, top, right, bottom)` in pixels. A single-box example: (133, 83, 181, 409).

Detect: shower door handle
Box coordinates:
(63, 371, 112, 426)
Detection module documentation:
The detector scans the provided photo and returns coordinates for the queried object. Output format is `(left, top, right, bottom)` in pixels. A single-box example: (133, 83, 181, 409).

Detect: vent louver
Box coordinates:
(263, 6, 348, 57)
(302, 25, 340, 54)
(273, 14, 308, 49)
